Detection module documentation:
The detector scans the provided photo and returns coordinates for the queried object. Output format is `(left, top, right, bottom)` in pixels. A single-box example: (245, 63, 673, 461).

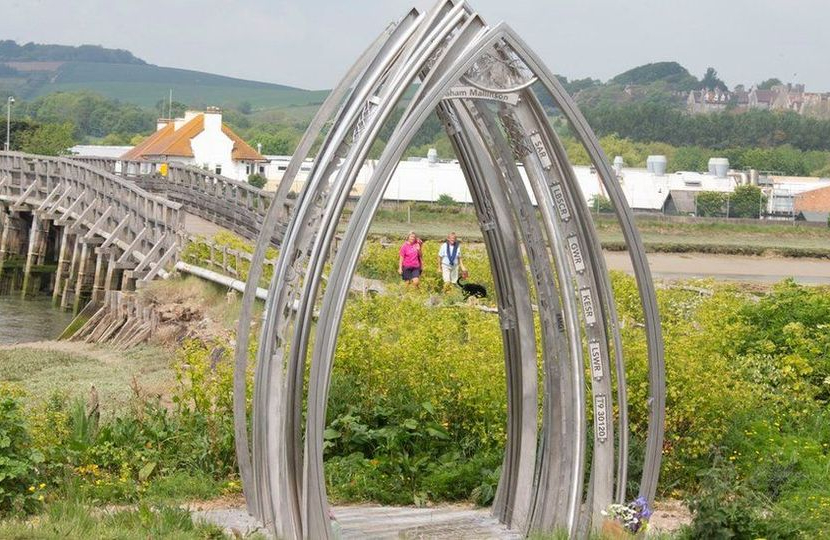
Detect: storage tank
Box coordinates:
(613, 155, 624, 175)
(647, 155, 667, 176)
(427, 148, 438, 164)
(708, 157, 729, 178)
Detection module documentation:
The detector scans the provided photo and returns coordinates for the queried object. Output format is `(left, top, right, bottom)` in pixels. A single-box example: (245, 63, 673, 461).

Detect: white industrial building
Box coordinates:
(265, 153, 830, 217)
(71, 143, 830, 218)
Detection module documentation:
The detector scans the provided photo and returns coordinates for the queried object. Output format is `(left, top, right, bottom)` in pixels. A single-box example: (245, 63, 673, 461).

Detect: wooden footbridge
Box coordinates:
(0, 151, 280, 344)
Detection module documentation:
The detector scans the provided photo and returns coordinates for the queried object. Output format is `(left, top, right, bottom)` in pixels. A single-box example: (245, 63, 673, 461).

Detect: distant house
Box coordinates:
(686, 89, 733, 114)
(747, 87, 775, 110)
(121, 107, 265, 181)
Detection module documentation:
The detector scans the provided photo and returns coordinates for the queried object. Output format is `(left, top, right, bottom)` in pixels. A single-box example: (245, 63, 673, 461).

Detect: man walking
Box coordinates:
(438, 232, 466, 286)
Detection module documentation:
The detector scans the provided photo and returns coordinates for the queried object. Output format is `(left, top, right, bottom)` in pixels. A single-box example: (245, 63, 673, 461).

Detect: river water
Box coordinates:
(0, 295, 76, 345)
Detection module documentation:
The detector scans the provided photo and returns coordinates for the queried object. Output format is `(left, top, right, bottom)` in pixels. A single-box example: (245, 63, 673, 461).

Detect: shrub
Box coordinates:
(247, 173, 267, 189)
(0, 394, 45, 515)
(682, 454, 769, 540)
(436, 193, 457, 206)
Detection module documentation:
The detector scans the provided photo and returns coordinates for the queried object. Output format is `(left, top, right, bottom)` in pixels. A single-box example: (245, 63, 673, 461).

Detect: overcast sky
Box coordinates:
(1, 0, 826, 92)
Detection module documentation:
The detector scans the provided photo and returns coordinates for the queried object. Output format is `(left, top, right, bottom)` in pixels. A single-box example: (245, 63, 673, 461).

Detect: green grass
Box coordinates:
(0, 500, 230, 539)
(0, 345, 174, 410)
(365, 206, 830, 256)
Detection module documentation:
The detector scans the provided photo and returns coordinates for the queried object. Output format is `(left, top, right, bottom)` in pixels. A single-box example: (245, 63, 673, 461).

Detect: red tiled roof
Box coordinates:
(121, 113, 264, 161)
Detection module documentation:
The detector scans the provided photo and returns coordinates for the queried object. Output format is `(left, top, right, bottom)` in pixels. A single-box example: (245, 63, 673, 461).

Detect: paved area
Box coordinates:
(184, 213, 226, 238)
(606, 251, 830, 284)
(193, 505, 521, 539)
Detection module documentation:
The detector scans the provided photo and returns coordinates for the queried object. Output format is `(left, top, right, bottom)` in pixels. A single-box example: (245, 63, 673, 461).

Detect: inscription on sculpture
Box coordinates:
(551, 184, 571, 222)
(445, 86, 520, 105)
(595, 395, 608, 443)
(580, 287, 596, 326)
(530, 132, 552, 169)
(590, 341, 603, 381)
(567, 235, 585, 274)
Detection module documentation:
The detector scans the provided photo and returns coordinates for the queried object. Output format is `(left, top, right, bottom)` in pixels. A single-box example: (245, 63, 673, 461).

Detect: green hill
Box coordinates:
(0, 40, 327, 110)
(37, 62, 328, 108)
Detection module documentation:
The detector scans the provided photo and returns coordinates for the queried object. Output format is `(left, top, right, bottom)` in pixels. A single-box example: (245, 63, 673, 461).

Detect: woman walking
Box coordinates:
(398, 231, 423, 287)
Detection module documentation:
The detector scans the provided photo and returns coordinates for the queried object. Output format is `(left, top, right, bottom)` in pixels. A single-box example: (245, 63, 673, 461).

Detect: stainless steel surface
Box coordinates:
(236, 2, 665, 538)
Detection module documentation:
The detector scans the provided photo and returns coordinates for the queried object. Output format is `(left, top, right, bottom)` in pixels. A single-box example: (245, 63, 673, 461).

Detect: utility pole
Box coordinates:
(4, 96, 14, 151)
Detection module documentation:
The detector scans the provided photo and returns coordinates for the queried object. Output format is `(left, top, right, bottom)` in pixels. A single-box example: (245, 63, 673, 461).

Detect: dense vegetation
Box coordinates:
(584, 104, 830, 152)
(2, 236, 830, 537)
(0, 41, 145, 64)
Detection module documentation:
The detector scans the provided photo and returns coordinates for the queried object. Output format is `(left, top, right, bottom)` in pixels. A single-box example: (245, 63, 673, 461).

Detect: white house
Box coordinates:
(120, 107, 265, 181)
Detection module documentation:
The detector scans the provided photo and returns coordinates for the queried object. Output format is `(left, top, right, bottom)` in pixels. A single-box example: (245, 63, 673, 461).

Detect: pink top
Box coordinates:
(399, 241, 422, 269)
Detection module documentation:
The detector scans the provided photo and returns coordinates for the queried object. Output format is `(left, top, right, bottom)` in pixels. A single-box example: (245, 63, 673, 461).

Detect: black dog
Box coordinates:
(456, 278, 487, 299)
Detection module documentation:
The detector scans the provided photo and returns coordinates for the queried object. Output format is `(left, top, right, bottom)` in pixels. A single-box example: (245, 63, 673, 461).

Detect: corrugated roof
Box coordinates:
(798, 211, 829, 223)
(666, 190, 698, 214)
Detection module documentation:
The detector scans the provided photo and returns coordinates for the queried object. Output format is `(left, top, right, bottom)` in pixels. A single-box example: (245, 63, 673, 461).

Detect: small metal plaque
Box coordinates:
(595, 394, 608, 443)
(580, 287, 596, 326)
(551, 184, 571, 222)
(590, 341, 603, 381)
(530, 132, 552, 169)
(567, 235, 585, 274)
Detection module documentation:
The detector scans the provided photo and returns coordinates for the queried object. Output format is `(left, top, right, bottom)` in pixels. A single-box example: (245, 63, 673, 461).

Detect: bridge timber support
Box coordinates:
(0, 152, 185, 343)
(0, 151, 288, 346)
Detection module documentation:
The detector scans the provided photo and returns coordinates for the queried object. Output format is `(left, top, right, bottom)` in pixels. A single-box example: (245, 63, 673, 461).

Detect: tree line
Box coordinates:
(0, 40, 145, 64)
(583, 103, 830, 152)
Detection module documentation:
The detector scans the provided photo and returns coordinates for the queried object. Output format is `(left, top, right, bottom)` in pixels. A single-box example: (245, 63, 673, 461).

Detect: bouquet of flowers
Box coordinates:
(601, 496, 653, 536)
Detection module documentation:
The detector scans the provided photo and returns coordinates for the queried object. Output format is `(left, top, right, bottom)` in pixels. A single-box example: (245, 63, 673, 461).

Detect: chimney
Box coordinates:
(204, 106, 222, 133)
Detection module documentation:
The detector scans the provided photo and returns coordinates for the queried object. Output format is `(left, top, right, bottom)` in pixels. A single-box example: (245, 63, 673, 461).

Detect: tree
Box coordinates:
(247, 173, 267, 189)
(236, 101, 252, 115)
(1, 119, 39, 151)
(695, 191, 726, 217)
(436, 193, 457, 206)
(19, 122, 75, 155)
(701, 67, 728, 92)
(101, 132, 132, 145)
(155, 99, 187, 119)
(589, 194, 613, 213)
(757, 78, 782, 91)
(729, 185, 767, 218)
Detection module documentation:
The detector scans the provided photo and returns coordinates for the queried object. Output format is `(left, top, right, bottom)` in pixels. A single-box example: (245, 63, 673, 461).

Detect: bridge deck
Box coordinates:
(193, 505, 522, 539)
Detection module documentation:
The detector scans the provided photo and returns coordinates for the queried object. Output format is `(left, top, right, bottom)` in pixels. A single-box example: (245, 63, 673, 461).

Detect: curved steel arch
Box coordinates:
(234, 2, 665, 538)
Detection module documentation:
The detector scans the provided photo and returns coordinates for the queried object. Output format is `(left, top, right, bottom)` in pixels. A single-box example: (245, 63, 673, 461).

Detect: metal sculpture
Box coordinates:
(233, 1, 665, 538)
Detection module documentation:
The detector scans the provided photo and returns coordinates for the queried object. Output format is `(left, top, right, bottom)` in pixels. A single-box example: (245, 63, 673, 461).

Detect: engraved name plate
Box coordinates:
(551, 184, 571, 222)
(580, 287, 596, 326)
(530, 132, 552, 169)
(567, 235, 585, 273)
(590, 341, 603, 381)
(595, 394, 608, 443)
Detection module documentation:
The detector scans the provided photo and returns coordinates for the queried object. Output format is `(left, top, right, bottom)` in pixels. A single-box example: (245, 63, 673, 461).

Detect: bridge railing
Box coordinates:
(71, 156, 286, 242)
(0, 151, 184, 268)
(182, 235, 278, 286)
